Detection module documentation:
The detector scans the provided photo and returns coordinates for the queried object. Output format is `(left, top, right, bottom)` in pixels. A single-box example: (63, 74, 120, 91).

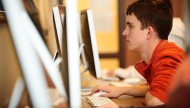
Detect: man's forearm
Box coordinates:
(123, 85, 150, 96)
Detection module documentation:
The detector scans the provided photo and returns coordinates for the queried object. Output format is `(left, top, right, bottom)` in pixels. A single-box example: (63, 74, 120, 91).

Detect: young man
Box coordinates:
(91, 0, 185, 106)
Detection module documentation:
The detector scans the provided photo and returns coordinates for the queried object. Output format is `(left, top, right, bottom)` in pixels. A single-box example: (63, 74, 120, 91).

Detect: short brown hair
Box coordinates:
(126, 0, 173, 40)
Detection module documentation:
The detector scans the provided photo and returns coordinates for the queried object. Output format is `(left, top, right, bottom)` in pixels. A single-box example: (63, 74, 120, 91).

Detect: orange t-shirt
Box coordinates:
(135, 40, 185, 103)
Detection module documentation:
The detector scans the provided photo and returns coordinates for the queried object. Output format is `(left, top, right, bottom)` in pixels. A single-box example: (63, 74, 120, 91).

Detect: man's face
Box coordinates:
(122, 13, 148, 51)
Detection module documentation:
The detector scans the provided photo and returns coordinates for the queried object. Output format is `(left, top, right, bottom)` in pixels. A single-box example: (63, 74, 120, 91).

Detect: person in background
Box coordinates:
(167, 0, 190, 107)
(91, 0, 185, 107)
(168, 17, 185, 50)
(167, 55, 190, 108)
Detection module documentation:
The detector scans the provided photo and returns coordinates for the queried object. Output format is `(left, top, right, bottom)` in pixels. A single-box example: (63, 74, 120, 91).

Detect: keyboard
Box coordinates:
(86, 96, 115, 107)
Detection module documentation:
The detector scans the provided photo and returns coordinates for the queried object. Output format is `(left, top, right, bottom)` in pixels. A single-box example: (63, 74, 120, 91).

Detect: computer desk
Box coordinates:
(14, 72, 144, 108)
(81, 95, 144, 108)
(81, 72, 145, 108)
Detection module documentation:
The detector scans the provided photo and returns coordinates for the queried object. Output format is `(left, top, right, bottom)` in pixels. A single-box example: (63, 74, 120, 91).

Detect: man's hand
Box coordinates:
(91, 85, 126, 98)
(106, 70, 115, 77)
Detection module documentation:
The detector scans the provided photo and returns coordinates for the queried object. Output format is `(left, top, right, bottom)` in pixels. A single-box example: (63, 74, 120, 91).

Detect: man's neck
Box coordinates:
(140, 39, 161, 64)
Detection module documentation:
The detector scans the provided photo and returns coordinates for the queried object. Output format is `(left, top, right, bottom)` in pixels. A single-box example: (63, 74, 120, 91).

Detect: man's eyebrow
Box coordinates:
(126, 22, 133, 25)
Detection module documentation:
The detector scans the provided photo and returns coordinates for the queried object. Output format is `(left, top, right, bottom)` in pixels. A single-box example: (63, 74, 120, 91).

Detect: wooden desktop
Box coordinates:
(81, 72, 145, 108)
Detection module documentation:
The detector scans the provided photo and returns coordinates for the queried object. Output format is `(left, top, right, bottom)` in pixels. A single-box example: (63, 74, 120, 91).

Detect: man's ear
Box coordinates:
(146, 26, 154, 40)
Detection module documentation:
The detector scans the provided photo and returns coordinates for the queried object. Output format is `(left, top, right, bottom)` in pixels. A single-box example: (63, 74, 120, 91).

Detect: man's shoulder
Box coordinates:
(153, 42, 185, 64)
(159, 42, 185, 56)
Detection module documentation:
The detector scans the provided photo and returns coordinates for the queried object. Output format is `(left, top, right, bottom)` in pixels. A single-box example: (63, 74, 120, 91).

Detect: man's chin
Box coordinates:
(127, 46, 134, 50)
(127, 46, 137, 51)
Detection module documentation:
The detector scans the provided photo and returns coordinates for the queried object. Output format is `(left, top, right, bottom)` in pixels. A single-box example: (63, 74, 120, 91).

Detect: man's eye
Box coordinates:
(128, 25, 133, 29)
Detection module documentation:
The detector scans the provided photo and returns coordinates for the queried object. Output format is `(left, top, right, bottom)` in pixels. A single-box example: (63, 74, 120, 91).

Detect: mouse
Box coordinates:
(123, 78, 141, 84)
(91, 91, 108, 97)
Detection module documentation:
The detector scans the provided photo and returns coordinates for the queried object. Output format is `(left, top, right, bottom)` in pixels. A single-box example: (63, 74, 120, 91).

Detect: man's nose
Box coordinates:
(122, 27, 129, 37)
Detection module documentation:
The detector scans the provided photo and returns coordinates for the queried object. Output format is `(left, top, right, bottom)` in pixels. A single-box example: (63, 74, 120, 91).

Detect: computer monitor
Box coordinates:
(52, 5, 65, 56)
(2, 0, 52, 107)
(80, 9, 101, 79)
(61, 3, 81, 107)
(59, 7, 102, 108)
(2, 0, 66, 107)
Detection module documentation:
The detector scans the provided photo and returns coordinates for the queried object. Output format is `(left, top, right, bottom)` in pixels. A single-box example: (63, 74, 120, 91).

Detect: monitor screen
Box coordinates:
(80, 9, 101, 79)
(52, 5, 65, 56)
